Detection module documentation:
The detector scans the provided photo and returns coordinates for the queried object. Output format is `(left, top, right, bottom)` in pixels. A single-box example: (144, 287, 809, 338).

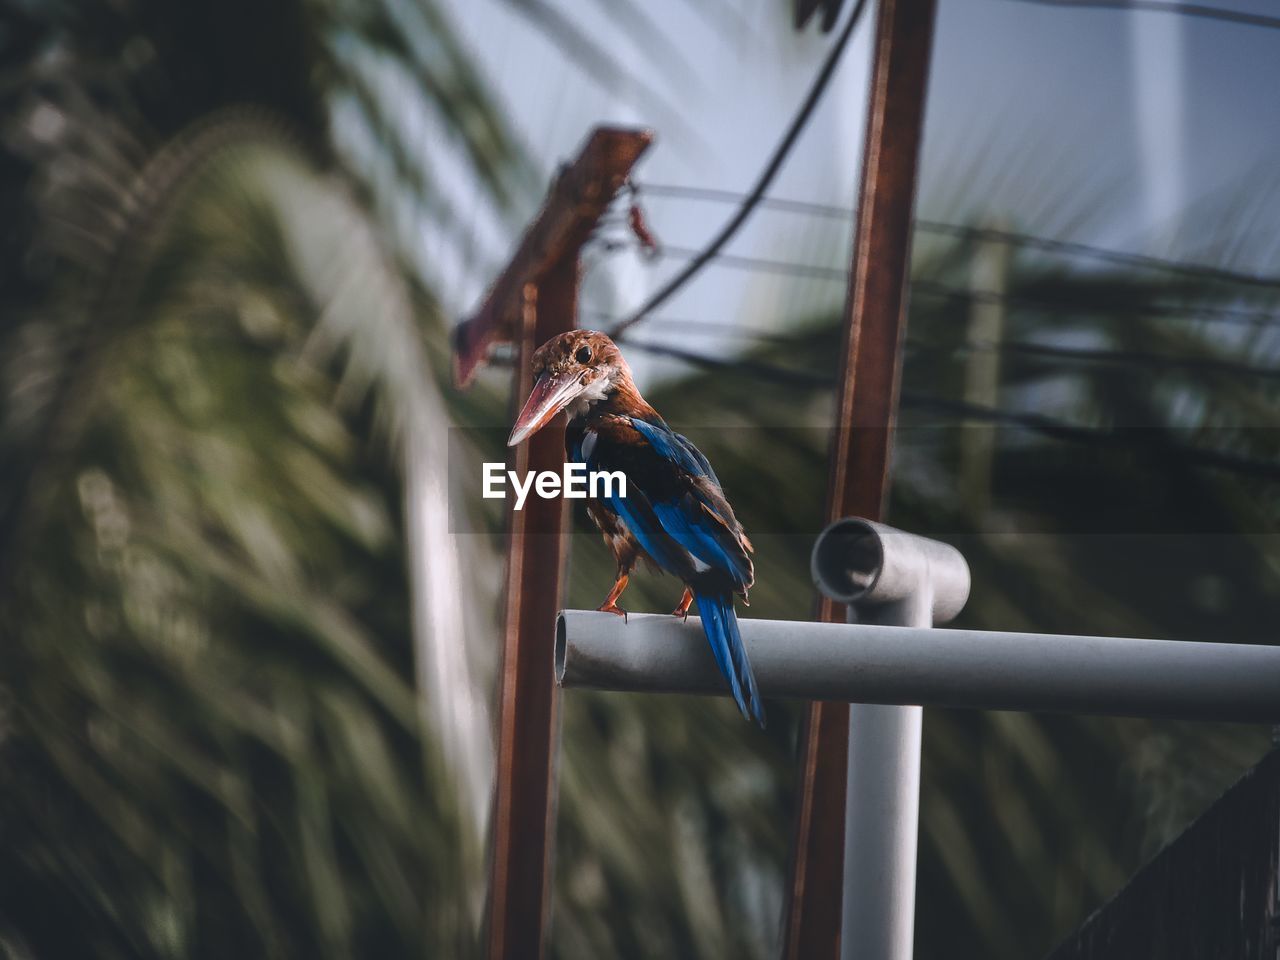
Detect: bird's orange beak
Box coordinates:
(508, 370, 587, 446)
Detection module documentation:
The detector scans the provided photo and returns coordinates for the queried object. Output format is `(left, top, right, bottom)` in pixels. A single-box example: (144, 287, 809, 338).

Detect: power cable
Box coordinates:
(614, 337, 1280, 482)
(616, 336, 834, 386)
(901, 394, 1280, 482)
(950, 338, 1280, 382)
(606, 0, 871, 337)
(910, 278, 1280, 327)
(606, 310, 1280, 383)
(617, 241, 1280, 326)
(648, 243, 850, 282)
(634, 181, 1280, 291)
(622, 330, 1280, 477)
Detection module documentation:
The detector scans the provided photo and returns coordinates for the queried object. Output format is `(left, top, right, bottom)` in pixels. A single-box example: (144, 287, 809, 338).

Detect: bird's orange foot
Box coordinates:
(671, 587, 694, 620)
(596, 572, 630, 622)
(598, 601, 628, 623)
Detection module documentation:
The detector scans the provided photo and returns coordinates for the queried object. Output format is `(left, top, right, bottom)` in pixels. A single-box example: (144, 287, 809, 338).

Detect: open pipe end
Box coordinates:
(811, 518, 884, 605)
(811, 518, 971, 624)
(555, 612, 568, 685)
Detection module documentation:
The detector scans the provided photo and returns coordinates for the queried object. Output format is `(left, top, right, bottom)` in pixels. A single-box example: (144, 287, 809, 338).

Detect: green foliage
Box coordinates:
(0, 130, 482, 958)
(0, 0, 521, 953)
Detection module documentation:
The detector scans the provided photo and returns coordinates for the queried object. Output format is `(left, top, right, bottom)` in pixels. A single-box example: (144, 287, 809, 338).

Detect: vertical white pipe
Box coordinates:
(841, 592, 930, 960)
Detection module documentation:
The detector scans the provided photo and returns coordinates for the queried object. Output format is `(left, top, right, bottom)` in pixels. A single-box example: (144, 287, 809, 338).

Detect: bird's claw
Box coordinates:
(598, 602, 628, 623)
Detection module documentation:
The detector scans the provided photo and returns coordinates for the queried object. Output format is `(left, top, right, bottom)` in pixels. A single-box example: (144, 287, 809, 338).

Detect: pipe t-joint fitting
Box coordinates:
(811, 518, 970, 626)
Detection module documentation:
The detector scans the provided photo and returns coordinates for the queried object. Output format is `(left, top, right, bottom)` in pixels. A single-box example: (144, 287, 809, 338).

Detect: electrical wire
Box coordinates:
(648, 243, 850, 283)
(604, 239, 1280, 327)
(616, 336, 834, 386)
(916, 222, 1280, 292)
(901, 394, 1280, 482)
(634, 181, 853, 220)
(606, 0, 872, 337)
(613, 336, 1280, 482)
(910, 278, 1280, 327)
(948, 338, 1280, 383)
(605, 308, 1280, 383)
(633, 181, 1280, 291)
(581, 310, 794, 342)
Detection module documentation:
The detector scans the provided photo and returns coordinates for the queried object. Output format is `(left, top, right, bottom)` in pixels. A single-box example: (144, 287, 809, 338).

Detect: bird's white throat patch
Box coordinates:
(564, 373, 613, 418)
(482, 461, 626, 511)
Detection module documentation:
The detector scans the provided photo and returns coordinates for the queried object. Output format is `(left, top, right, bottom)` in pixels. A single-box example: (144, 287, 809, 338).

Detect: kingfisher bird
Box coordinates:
(508, 329, 764, 727)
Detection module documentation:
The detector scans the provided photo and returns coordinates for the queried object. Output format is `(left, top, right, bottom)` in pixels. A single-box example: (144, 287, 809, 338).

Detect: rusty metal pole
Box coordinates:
(456, 127, 652, 960)
(781, 1, 938, 957)
(486, 270, 576, 960)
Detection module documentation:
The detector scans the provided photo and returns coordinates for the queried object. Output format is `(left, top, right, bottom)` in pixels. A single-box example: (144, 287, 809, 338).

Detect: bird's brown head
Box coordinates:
(508, 330, 632, 446)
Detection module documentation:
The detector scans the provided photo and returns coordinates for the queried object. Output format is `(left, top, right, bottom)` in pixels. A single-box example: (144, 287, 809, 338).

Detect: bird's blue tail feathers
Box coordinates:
(695, 592, 765, 728)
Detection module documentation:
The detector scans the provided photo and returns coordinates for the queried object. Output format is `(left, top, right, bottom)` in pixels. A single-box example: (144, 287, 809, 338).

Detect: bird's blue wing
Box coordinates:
(576, 423, 686, 573)
(627, 417, 722, 486)
(593, 417, 751, 590)
(650, 495, 751, 587)
(627, 417, 707, 476)
(681, 438, 721, 487)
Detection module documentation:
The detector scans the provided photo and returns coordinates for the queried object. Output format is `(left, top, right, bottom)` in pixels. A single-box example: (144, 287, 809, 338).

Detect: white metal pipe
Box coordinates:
(844, 701, 921, 960)
(554, 611, 1280, 723)
(841, 589, 930, 960)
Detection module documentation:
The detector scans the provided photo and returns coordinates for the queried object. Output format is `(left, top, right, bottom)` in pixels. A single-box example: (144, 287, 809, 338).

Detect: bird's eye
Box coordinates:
(575, 346, 592, 364)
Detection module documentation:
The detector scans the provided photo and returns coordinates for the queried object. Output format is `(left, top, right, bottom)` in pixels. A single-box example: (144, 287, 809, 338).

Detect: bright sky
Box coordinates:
(431, 0, 1280, 386)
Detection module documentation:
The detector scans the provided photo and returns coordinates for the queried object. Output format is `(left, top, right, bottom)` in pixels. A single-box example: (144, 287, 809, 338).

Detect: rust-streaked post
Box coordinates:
(486, 276, 571, 960)
(782, 1, 938, 957)
(452, 126, 651, 960)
